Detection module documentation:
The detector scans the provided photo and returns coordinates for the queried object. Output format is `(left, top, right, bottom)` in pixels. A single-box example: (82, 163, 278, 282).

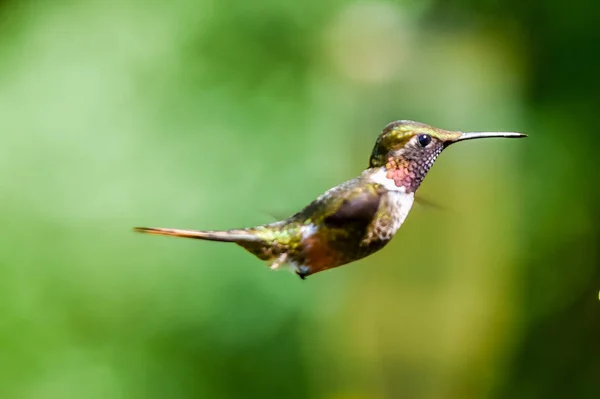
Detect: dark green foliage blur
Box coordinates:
(0, 0, 598, 398)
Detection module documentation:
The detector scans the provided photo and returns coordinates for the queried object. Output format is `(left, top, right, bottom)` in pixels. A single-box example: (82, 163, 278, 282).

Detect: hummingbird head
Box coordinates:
(369, 120, 526, 192)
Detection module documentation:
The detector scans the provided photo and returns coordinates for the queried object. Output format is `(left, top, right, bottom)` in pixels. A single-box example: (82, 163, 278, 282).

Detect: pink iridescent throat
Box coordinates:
(385, 156, 415, 192)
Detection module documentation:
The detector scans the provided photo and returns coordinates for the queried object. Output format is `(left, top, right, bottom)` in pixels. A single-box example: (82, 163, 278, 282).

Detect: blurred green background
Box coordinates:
(0, 0, 598, 398)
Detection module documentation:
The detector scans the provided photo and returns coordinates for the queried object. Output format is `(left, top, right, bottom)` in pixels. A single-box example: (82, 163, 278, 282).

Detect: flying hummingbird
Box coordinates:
(135, 120, 526, 279)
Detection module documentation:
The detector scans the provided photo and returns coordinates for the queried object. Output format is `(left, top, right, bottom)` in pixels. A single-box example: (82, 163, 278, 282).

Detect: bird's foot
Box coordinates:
(296, 271, 307, 280)
(295, 265, 311, 280)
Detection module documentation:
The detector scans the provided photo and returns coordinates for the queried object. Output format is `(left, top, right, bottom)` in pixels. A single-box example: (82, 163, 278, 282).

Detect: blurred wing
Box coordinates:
(414, 195, 448, 211)
(261, 209, 294, 222)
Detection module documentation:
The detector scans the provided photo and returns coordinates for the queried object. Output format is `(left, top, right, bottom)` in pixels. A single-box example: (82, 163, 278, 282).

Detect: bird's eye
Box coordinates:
(417, 134, 432, 147)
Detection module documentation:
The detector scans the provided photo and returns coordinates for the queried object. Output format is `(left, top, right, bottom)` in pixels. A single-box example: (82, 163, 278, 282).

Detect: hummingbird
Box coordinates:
(135, 120, 526, 279)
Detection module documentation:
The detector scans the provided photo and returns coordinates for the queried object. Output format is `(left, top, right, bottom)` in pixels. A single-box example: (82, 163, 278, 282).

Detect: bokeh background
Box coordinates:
(1, 0, 598, 398)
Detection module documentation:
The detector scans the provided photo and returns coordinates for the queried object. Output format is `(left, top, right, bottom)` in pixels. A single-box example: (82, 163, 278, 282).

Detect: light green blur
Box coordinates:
(0, 1, 597, 399)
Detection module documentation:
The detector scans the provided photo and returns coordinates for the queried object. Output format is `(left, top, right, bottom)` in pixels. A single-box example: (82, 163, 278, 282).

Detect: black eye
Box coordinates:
(417, 134, 431, 147)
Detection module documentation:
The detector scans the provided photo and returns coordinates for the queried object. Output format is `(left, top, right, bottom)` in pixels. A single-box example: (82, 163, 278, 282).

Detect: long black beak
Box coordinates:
(456, 131, 527, 141)
(444, 131, 527, 147)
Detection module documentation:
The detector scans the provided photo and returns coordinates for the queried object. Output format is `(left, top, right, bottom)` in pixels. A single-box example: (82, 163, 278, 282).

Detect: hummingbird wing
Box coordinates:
(295, 179, 386, 231)
(414, 195, 447, 211)
(322, 185, 384, 228)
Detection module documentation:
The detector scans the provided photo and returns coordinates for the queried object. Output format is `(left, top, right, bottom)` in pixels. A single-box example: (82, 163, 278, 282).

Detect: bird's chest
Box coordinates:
(364, 191, 415, 243)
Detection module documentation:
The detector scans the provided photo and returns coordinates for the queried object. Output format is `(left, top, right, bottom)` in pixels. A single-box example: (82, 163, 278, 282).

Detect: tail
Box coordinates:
(133, 226, 261, 243)
(134, 225, 291, 264)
